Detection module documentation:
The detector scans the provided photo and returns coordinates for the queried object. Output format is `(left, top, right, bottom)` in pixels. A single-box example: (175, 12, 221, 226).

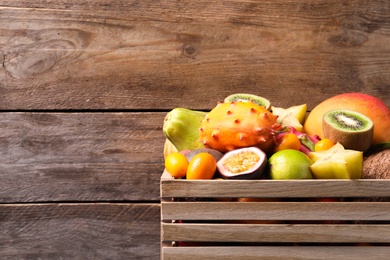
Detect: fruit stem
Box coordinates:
(299, 134, 316, 152)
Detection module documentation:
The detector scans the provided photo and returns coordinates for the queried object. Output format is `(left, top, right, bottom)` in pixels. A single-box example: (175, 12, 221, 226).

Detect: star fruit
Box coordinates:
(271, 104, 307, 132)
(309, 142, 363, 179)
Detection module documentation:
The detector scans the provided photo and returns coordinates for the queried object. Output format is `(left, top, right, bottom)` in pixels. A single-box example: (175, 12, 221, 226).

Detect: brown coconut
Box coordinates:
(362, 149, 390, 179)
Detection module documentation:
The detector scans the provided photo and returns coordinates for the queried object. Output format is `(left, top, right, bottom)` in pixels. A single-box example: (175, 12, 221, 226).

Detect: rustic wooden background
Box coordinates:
(1, 0, 389, 259)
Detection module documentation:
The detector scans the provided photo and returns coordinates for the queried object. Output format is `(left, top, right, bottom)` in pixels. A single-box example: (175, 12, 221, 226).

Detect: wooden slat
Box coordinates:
(1, 1, 389, 110)
(161, 201, 390, 221)
(0, 203, 160, 259)
(161, 174, 390, 198)
(0, 112, 165, 202)
(162, 246, 390, 260)
(162, 223, 390, 243)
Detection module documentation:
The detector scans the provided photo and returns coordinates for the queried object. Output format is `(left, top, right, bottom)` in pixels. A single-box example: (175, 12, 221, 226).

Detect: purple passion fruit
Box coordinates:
(184, 148, 224, 163)
(217, 147, 267, 179)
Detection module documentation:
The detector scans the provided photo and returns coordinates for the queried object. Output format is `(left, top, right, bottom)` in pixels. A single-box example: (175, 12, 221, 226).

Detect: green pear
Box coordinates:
(163, 108, 206, 151)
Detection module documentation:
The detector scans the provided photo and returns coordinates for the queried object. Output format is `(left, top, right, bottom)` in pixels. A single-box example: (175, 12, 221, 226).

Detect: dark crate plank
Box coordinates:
(1, 0, 389, 110)
(0, 112, 165, 202)
(0, 203, 160, 259)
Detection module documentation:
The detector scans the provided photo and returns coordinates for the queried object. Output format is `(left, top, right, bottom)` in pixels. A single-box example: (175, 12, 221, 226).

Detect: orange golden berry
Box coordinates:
(274, 133, 301, 152)
(314, 138, 335, 152)
(165, 152, 189, 179)
(186, 153, 217, 180)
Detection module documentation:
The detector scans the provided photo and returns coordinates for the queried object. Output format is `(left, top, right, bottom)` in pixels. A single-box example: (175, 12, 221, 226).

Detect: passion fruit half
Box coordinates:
(217, 147, 267, 179)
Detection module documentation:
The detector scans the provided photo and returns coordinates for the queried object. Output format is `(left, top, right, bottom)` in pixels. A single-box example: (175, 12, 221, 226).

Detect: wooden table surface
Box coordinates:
(1, 1, 389, 259)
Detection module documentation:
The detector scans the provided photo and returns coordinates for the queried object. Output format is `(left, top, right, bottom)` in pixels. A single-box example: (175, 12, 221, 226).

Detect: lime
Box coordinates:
(269, 149, 313, 179)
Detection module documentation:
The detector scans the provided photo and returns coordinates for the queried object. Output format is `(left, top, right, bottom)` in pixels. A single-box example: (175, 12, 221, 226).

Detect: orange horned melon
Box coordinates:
(199, 101, 283, 153)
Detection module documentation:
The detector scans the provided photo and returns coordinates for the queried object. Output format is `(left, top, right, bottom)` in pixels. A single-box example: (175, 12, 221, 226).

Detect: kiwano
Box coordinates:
(199, 101, 283, 153)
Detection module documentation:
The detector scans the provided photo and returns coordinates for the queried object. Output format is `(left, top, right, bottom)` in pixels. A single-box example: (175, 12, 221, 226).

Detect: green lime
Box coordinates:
(269, 149, 313, 180)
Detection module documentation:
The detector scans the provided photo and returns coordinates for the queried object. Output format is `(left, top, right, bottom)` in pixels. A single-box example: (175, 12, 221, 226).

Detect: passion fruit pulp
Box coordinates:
(217, 147, 267, 179)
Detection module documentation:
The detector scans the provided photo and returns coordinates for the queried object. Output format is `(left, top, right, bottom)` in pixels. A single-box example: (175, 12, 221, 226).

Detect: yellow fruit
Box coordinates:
(164, 152, 189, 179)
(186, 153, 217, 180)
(309, 143, 363, 179)
(271, 104, 307, 132)
(314, 138, 335, 152)
(269, 149, 313, 180)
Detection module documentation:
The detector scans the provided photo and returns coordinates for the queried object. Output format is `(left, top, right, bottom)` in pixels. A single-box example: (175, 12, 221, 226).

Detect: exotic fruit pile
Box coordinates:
(163, 93, 390, 181)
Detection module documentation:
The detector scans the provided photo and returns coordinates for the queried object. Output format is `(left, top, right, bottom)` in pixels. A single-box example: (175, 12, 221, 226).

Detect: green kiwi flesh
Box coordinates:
(322, 109, 374, 152)
(224, 93, 271, 110)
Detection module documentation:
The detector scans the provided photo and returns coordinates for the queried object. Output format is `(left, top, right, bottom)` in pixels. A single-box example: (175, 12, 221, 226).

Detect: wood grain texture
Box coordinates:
(1, 0, 389, 110)
(162, 223, 390, 243)
(161, 171, 390, 198)
(162, 201, 390, 221)
(0, 112, 166, 202)
(162, 246, 390, 260)
(0, 203, 160, 259)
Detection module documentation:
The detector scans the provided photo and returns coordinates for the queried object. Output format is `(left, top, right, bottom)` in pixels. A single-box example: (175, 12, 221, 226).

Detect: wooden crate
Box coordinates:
(161, 170, 390, 259)
(2, 0, 390, 258)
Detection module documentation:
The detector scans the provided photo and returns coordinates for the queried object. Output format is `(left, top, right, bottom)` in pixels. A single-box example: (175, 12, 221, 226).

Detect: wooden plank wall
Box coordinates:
(1, 1, 389, 259)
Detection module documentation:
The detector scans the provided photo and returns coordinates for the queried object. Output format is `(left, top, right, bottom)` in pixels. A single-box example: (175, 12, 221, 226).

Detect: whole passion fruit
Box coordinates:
(217, 147, 267, 179)
(184, 148, 224, 163)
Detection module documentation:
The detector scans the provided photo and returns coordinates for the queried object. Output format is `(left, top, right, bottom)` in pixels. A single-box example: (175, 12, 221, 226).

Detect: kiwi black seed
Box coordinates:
(224, 93, 271, 110)
(322, 109, 374, 152)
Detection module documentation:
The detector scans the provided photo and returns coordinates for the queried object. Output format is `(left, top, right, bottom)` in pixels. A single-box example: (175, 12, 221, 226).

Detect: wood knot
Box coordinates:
(182, 45, 198, 58)
(3, 29, 92, 79)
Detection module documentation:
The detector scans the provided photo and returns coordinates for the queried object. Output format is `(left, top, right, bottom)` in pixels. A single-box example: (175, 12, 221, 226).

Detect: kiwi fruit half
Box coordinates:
(224, 93, 271, 110)
(322, 109, 374, 152)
